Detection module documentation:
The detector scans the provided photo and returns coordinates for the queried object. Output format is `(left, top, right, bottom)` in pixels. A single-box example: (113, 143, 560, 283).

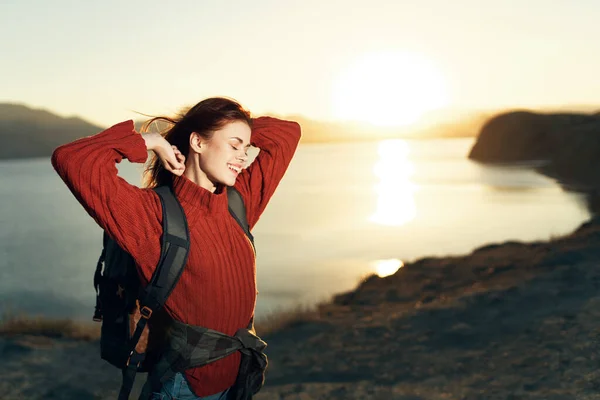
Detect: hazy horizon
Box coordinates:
(3, 99, 598, 130)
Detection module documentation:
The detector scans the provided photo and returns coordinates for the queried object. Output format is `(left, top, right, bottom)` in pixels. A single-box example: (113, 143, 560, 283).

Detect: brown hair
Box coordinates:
(141, 97, 252, 188)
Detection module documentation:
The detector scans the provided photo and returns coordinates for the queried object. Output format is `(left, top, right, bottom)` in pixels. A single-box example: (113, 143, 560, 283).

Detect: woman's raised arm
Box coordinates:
(51, 120, 167, 272)
(234, 116, 301, 230)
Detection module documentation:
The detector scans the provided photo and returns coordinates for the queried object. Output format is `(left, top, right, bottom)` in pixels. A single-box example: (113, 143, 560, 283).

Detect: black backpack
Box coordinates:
(92, 185, 254, 399)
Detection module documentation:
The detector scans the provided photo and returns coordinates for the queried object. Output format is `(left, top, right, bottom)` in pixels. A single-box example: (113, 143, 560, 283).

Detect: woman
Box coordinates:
(51, 97, 301, 399)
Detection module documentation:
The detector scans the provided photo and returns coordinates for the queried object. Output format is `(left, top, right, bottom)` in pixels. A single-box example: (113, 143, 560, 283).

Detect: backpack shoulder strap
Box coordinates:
(226, 187, 257, 338)
(140, 185, 190, 312)
(227, 186, 254, 251)
(119, 186, 190, 400)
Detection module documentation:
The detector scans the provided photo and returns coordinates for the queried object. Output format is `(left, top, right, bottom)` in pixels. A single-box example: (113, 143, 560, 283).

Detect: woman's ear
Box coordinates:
(190, 132, 203, 153)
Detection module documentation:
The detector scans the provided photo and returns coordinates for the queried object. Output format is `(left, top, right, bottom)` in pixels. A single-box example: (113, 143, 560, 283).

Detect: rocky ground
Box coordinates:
(4, 217, 600, 399)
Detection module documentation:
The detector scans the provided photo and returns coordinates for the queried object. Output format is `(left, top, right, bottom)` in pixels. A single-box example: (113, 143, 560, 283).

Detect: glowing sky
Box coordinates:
(2, 0, 599, 126)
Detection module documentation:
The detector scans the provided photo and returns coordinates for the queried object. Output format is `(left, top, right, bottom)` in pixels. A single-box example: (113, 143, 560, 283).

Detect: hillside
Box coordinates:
(0, 104, 103, 160)
(468, 109, 600, 191)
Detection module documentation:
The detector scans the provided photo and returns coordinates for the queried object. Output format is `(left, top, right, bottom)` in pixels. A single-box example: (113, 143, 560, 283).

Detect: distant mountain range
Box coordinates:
(0, 104, 103, 160)
(1, 102, 597, 160)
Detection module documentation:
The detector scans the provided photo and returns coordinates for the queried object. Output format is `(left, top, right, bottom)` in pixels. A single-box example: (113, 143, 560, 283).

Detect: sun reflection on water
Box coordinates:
(369, 140, 418, 226)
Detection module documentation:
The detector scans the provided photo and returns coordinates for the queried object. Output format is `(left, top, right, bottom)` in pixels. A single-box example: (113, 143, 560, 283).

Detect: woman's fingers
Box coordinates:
(171, 145, 186, 164)
(162, 147, 185, 176)
(163, 158, 185, 176)
(155, 143, 185, 176)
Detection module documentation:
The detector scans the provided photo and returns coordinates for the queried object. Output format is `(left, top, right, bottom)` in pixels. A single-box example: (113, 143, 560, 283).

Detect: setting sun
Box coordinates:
(332, 51, 449, 127)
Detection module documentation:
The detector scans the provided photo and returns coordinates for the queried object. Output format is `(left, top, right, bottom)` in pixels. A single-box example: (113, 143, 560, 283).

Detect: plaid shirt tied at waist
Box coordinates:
(139, 320, 268, 400)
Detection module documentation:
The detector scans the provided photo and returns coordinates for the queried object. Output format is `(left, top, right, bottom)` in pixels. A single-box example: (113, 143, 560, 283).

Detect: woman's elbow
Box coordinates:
(291, 121, 302, 143)
(51, 144, 73, 175)
(51, 146, 64, 170)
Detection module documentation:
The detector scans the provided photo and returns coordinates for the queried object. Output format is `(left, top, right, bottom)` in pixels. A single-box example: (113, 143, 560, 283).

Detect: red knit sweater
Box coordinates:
(51, 116, 301, 396)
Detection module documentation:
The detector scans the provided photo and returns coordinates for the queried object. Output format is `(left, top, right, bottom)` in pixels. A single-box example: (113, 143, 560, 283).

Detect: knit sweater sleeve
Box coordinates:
(51, 120, 162, 281)
(234, 116, 301, 230)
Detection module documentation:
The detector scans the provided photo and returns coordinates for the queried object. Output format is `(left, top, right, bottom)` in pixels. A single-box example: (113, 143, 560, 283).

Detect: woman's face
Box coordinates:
(197, 120, 252, 187)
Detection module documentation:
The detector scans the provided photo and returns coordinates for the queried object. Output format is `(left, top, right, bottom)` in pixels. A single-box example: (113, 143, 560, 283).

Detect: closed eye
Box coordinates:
(231, 145, 249, 156)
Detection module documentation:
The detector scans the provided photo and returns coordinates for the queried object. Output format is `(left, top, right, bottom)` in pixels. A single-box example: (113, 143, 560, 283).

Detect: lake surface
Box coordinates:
(0, 138, 591, 321)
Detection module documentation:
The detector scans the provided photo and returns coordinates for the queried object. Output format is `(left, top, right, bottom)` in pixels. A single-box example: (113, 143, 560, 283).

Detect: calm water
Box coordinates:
(0, 138, 591, 320)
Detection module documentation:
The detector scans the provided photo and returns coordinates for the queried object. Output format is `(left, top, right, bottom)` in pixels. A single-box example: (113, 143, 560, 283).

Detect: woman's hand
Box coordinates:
(142, 132, 186, 176)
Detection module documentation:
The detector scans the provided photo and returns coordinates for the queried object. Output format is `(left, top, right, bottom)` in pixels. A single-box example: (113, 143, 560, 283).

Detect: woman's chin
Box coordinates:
(219, 177, 237, 187)
(224, 172, 240, 186)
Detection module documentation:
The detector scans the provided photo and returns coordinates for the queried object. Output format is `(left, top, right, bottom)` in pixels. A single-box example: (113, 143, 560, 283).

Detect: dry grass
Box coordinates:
(0, 312, 101, 341)
(255, 303, 322, 336)
(0, 305, 322, 342)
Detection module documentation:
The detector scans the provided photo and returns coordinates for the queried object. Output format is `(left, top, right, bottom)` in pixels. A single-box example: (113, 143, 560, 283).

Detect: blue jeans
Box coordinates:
(150, 372, 230, 400)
